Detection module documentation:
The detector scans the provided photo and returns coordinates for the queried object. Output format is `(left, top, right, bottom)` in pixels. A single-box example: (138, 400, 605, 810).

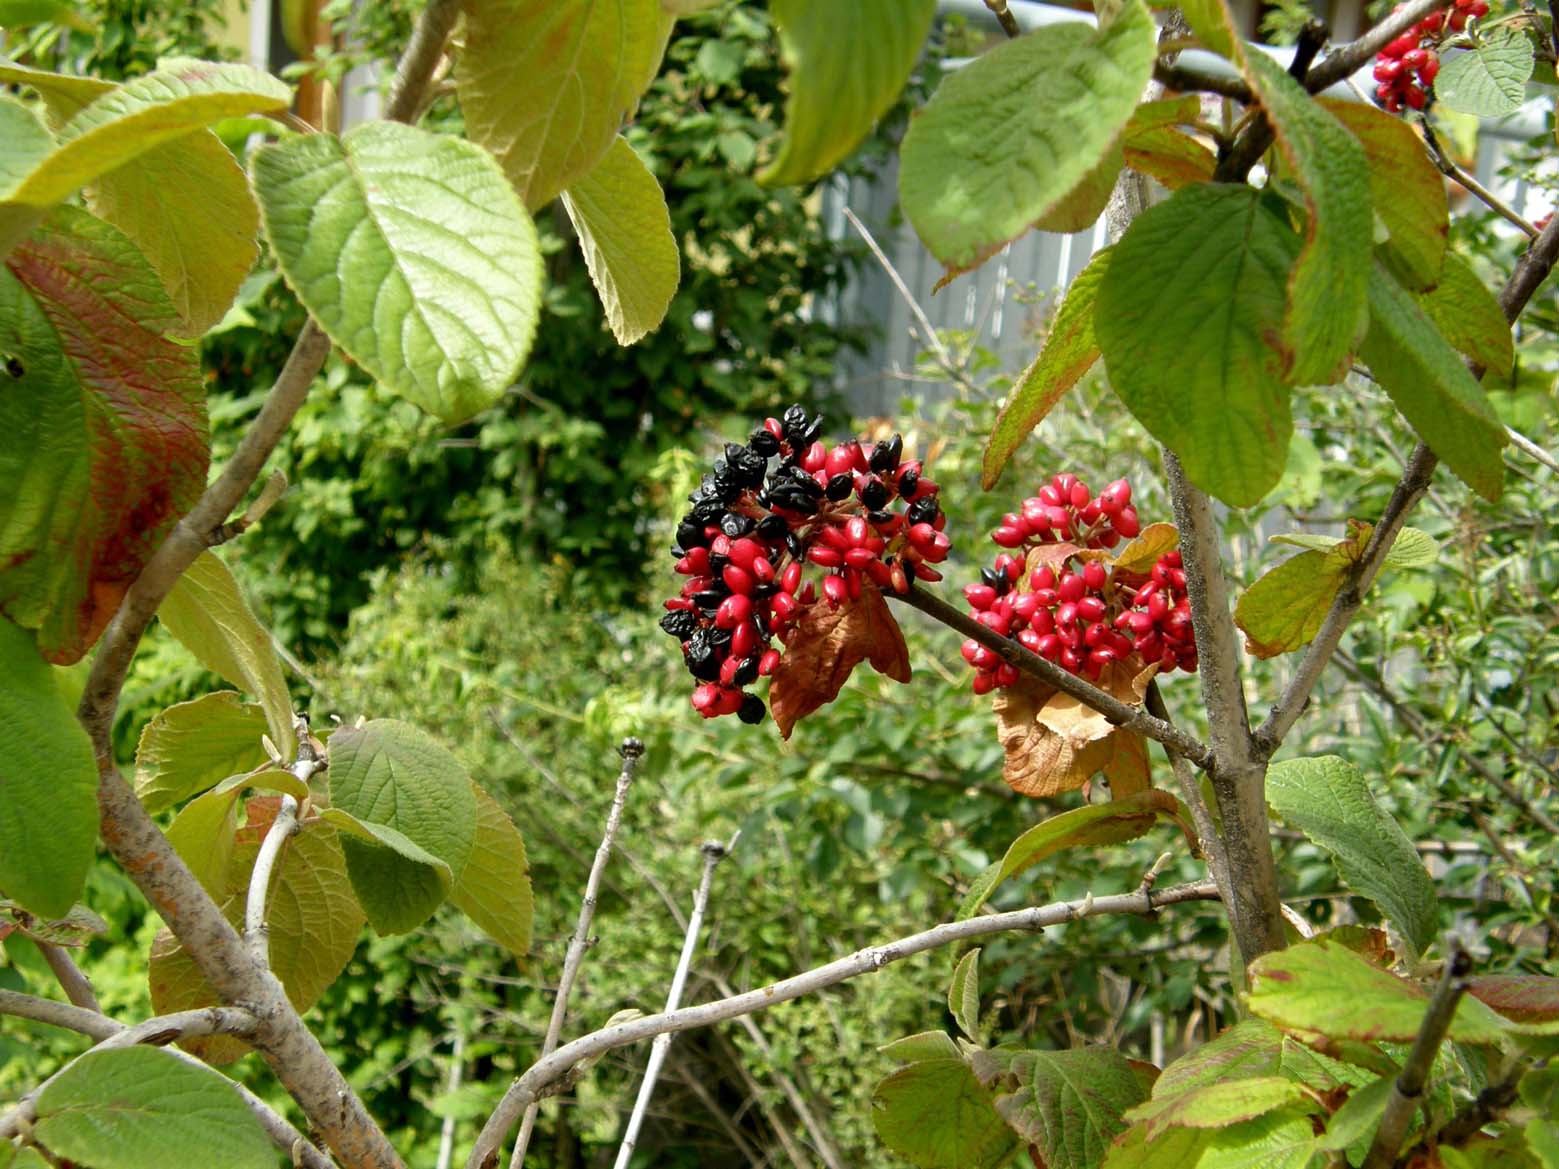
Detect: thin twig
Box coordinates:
(1506, 424, 1559, 474)
(0, 989, 115, 1039)
(1305, 0, 1450, 90)
(436, 1030, 466, 1169)
(1363, 941, 1472, 1169)
(1145, 682, 1230, 892)
(36, 942, 99, 1013)
(1163, 453, 1285, 963)
(982, 0, 1022, 38)
(1153, 61, 1253, 101)
(613, 835, 737, 1169)
(508, 739, 646, 1169)
(246, 719, 324, 965)
(1421, 119, 1538, 238)
(889, 584, 1216, 769)
(466, 881, 1222, 1169)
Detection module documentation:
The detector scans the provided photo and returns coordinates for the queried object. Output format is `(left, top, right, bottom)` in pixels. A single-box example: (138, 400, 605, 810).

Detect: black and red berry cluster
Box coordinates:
(1373, 0, 1487, 112)
(660, 407, 949, 722)
(961, 473, 1197, 692)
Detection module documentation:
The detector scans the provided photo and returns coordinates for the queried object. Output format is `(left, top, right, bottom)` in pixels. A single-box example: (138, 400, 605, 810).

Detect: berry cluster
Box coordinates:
(1373, 0, 1485, 111)
(960, 473, 1197, 692)
(660, 407, 949, 722)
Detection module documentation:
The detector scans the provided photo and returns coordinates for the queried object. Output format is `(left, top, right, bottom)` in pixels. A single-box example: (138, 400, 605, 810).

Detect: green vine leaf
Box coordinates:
(949, 948, 981, 1041)
(562, 136, 679, 346)
(1, 206, 207, 663)
(456, 0, 671, 210)
(872, 1058, 1019, 1169)
(1124, 1076, 1314, 1140)
(254, 122, 543, 424)
(1097, 183, 1300, 506)
(1417, 252, 1514, 377)
(995, 1047, 1148, 1169)
(134, 691, 271, 814)
(0, 617, 96, 918)
(899, 0, 1155, 272)
(447, 783, 532, 957)
(760, 0, 935, 187)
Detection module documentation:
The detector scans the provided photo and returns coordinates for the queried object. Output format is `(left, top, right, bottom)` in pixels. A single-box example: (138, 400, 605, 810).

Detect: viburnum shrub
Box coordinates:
(660, 405, 947, 722)
(1372, 0, 1487, 110)
(962, 472, 1196, 691)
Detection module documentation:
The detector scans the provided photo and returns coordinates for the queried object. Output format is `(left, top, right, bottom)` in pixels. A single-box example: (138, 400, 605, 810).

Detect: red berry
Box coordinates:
(822, 574, 848, 605)
(965, 583, 997, 610)
(1418, 54, 1439, 83)
(759, 649, 781, 676)
(1404, 84, 1427, 109)
(1112, 506, 1140, 538)
(1374, 57, 1404, 81)
(1383, 32, 1418, 56)
(1083, 560, 1107, 591)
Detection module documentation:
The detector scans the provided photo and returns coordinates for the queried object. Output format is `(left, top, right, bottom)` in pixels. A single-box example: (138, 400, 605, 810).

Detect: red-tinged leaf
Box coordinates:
(1121, 99, 1216, 190)
(1024, 542, 1086, 576)
(0, 206, 207, 663)
(769, 581, 910, 739)
(1467, 976, 1559, 1023)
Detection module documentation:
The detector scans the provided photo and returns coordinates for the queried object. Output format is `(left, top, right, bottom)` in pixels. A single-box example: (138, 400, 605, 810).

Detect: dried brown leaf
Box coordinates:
(1102, 730, 1152, 798)
(769, 581, 911, 739)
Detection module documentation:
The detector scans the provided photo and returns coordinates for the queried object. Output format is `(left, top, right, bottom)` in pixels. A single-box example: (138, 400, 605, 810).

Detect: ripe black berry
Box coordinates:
(860, 477, 888, 510)
(738, 694, 767, 724)
(908, 497, 939, 526)
(826, 473, 854, 500)
(870, 434, 903, 473)
(720, 512, 755, 538)
(750, 428, 780, 457)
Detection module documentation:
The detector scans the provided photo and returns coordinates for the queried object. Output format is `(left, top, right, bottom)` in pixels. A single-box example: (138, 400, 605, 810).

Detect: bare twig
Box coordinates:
(889, 584, 1216, 769)
(1421, 119, 1538, 238)
(1305, 0, 1450, 90)
(983, 0, 1022, 38)
(1506, 424, 1559, 475)
(1153, 61, 1253, 101)
(508, 739, 646, 1169)
(1163, 453, 1286, 963)
(436, 1030, 466, 1169)
(247, 720, 324, 965)
(613, 836, 737, 1169)
(1363, 942, 1472, 1169)
(0, 988, 115, 1039)
(66, 4, 466, 1166)
(1145, 682, 1231, 892)
(466, 881, 1222, 1169)
(36, 941, 99, 1013)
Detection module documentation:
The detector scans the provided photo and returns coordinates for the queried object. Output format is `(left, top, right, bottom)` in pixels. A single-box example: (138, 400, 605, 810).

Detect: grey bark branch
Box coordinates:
(66, 3, 466, 1166)
(36, 941, 100, 1013)
(246, 720, 324, 965)
(891, 585, 1215, 769)
(467, 881, 1222, 1169)
(1303, 0, 1449, 90)
(508, 739, 646, 1169)
(1164, 454, 1286, 963)
(612, 836, 736, 1169)
(1363, 942, 1471, 1169)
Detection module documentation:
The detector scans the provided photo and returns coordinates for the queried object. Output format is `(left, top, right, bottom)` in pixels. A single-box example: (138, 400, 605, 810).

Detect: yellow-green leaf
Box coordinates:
(134, 691, 270, 813)
(1234, 550, 1347, 659)
(1418, 252, 1513, 377)
(448, 782, 532, 957)
(456, 0, 671, 210)
(562, 136, 679, 345)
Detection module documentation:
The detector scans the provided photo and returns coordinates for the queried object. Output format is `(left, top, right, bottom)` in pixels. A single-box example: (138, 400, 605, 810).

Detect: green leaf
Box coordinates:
(1435, 27, 1534, 117)
(1126, 1077, 1313, 1139)
(0, 899, 106, 946)
(1418, 252, 1513, 377)
(949, 948, 981, 1041)
(1242, 53, 1371, 386)
(1234, 550, 1346, 659)
(34, 1047, 273, 1169)
(1, 206, 208, 664)
(958, 790, 1193, 919)
(448, 782, 532, 957)
(326, 719, 478, 935)
(872, 1058, 1019, 1169)
(158, 551, 293, 750)
(134, 691, 270, 813)
(163, 785, 242, 897)
(1265, 524, 1437, 565)
(1530, 1115, 1559, 1169)
(1178, 0, 1237, 57)
(254, 122, 543, 425)
(0, 0, 93, 30)
(86, 128, 259, 338)
(1100, 1123, 1212, 1169)
(1318, 98, 1447, 290)
(1247, 940, 1511, 1045)
(0, 619, 95, 917)
(0, 58, 289, 257)
(151, 811, 365, 1064)
(561, 136, 679, 346)
(899, 0, 1156, 271)
(1381, 527, 1439, 569)
(1034, 142, 1125, 234)
(0, 1145, 50, 1169)
(880, 1031, 963, 1063)
(1318, 1075, 1393, 1152)
(456, 0, 671, 209)
(1121, 97, 1217, 190)
(0, 95, 53, 192)
(982, 247, 1111, 489)
(1360, 263, 1507, 501)
(0, 59, 112, 125)
(995, 1048, 1148, 1169)
(1097, 184, 1300, 507)
(321, 806, 454, 934)
(1197, 1109, 1322, 1169)
(760, 0, 935, 186)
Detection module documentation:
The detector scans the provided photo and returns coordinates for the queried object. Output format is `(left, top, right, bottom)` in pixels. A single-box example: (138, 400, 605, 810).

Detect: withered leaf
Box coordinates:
(769, 581, 911, 739)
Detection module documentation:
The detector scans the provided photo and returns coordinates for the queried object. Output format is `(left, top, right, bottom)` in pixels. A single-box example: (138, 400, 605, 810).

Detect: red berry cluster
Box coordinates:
(960, 473, 1198, 692)
(1373, 0, 1485, 111)
(660, 406, 949, 722)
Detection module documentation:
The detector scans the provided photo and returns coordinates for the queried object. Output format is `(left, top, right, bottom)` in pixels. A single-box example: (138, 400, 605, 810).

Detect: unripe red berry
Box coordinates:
(723, 564, 755, 594)
(1058, 573, 1086, 603)
(1112, 506, 1140, 538)
(1076, 596, 1106, 623)
(964, 583, 997, 610)
(973, 670, 998, 695)
(1374, 57, 1404, 81)
(822, 574, 847, 605)
(716, 594, 751, 629)
(779, 560, 803, 594)
(759, 649, 781, 676)
(1083, 560, 1107, 591)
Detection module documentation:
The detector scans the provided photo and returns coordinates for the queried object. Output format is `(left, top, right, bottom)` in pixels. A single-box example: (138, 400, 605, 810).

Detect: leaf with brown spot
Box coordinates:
(768, 582, 910, 739)
(1110, 523, 1180, 575)
(1467, 976, 1559, 1024)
